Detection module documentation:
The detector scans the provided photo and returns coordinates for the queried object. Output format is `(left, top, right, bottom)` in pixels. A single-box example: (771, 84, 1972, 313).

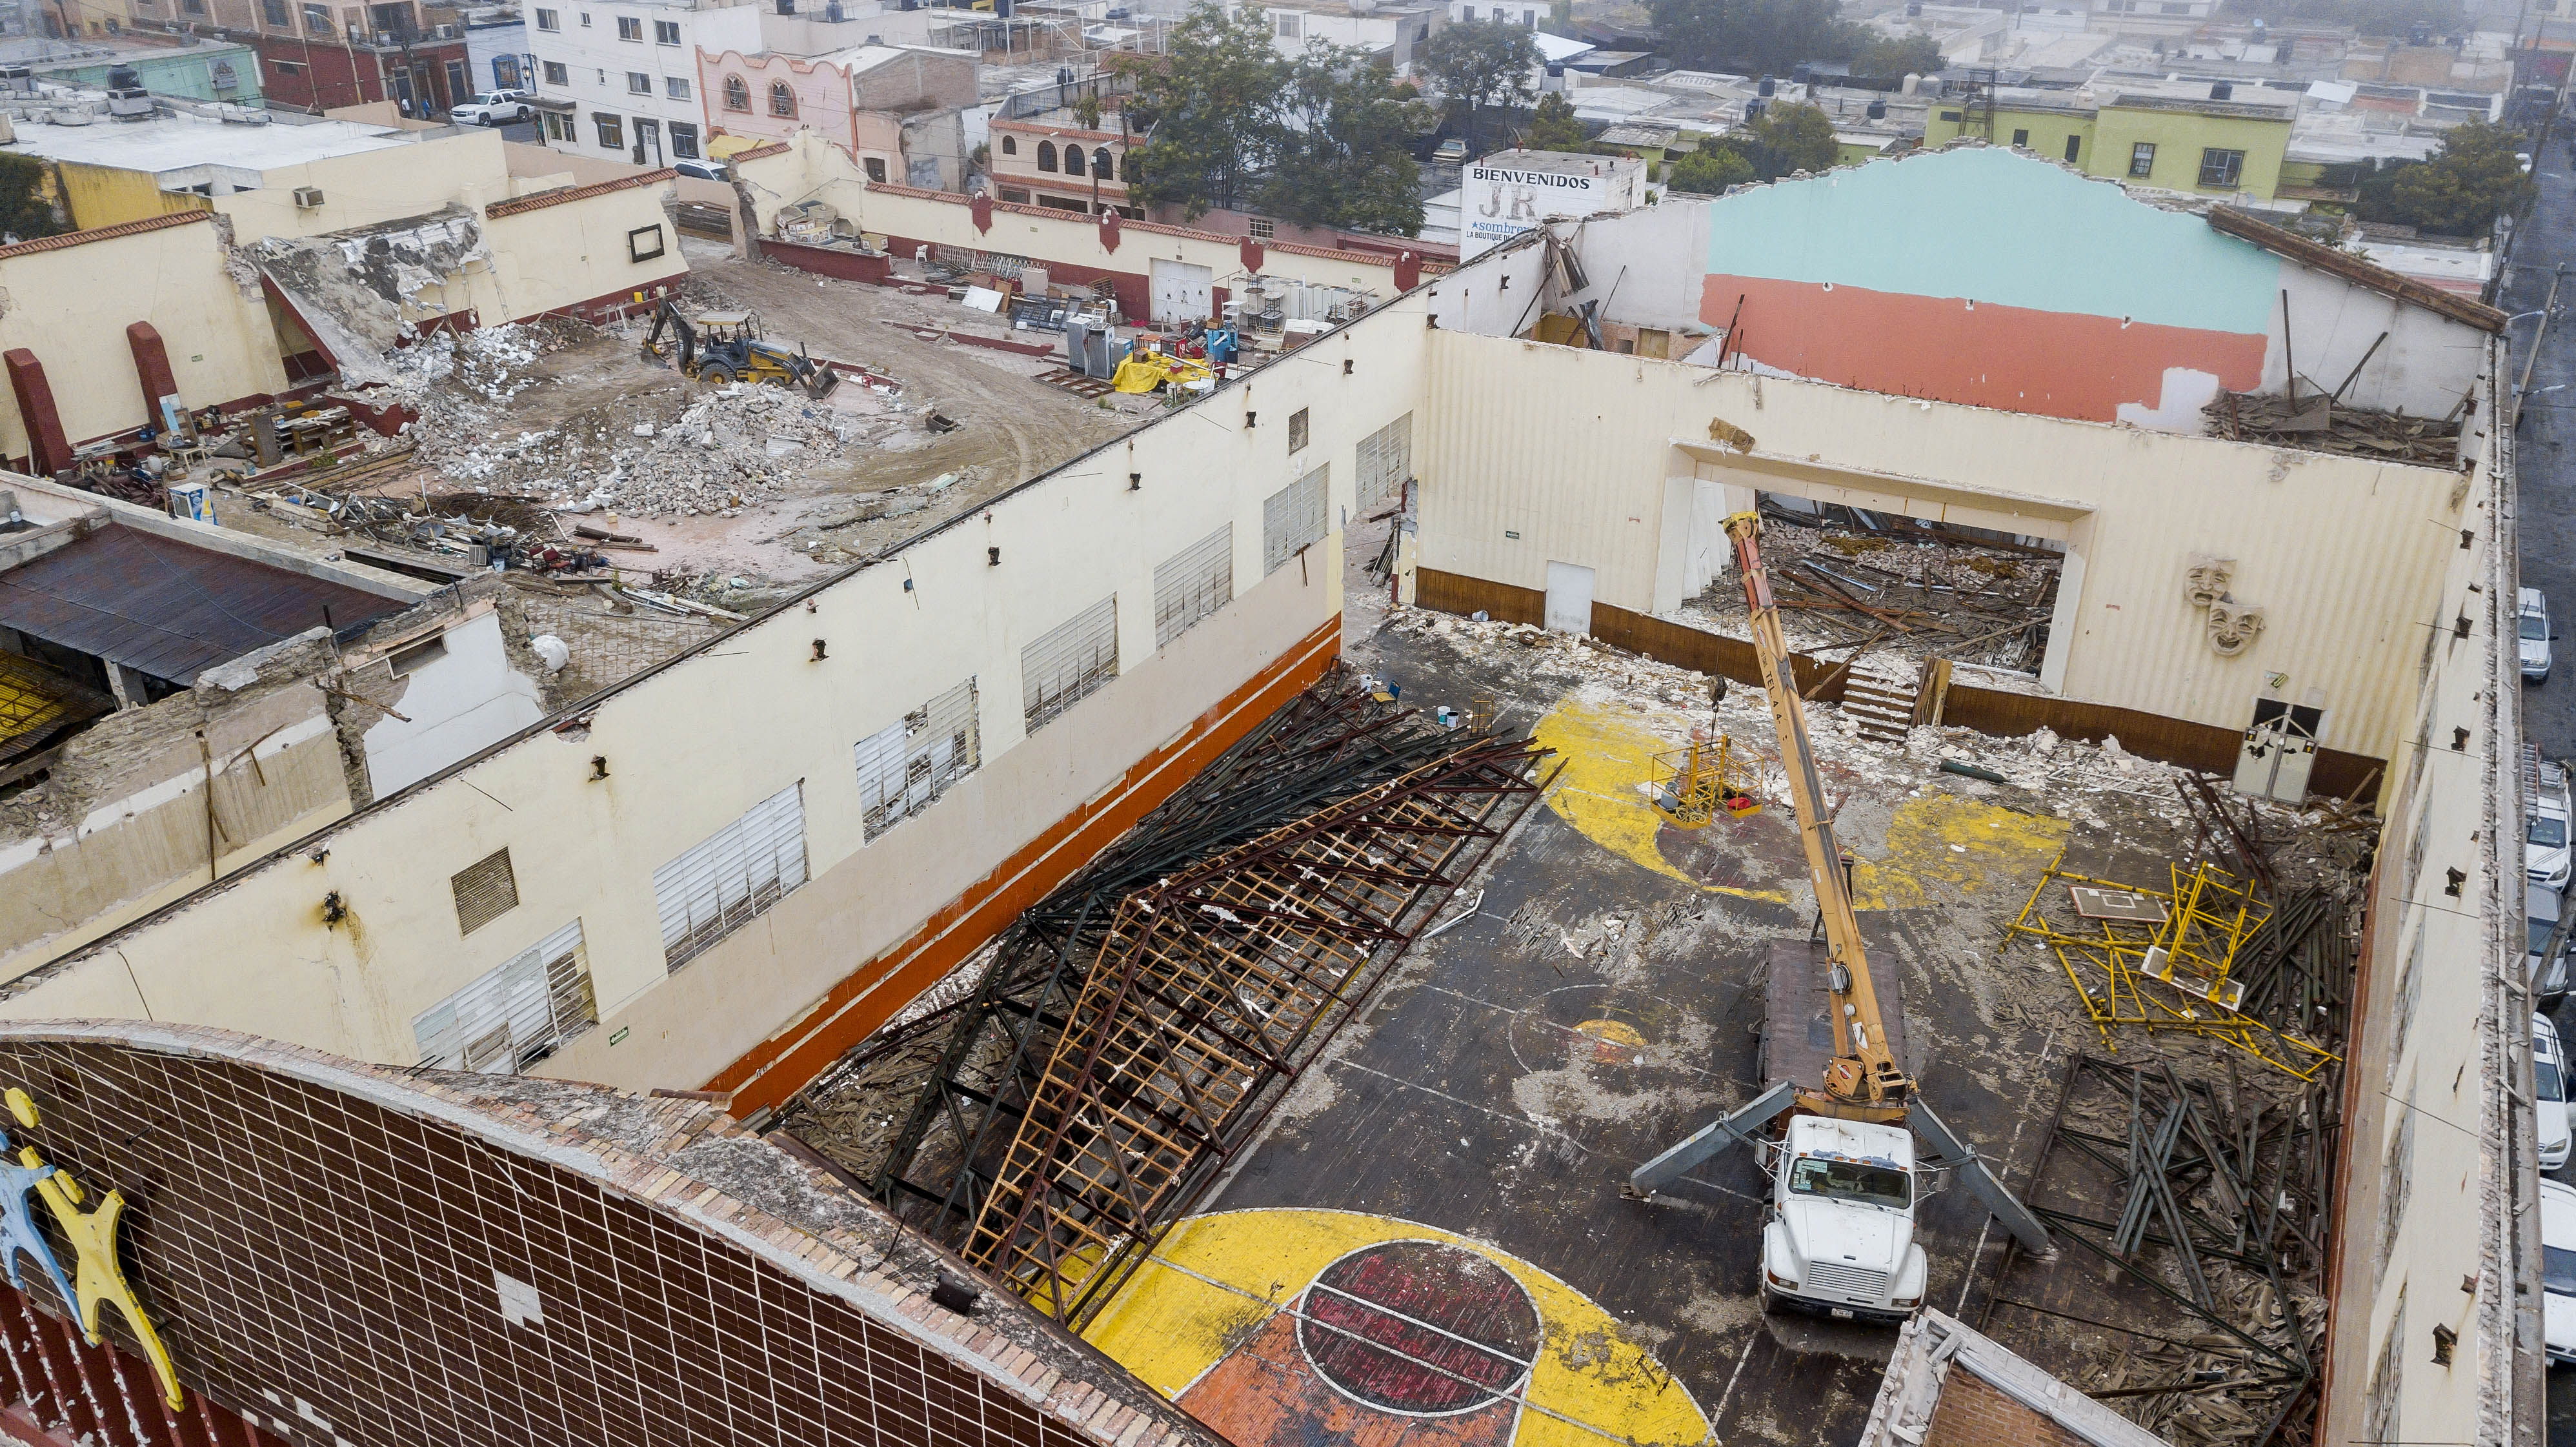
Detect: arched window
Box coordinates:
(1094, 147, 1114, 177)
(1036, 141, 1056, 172)
(722, 74, 749, 110)
(1063, 144, 1084, 177)
(1000, 134, 1016, 155)
(769, 81, 796, 117)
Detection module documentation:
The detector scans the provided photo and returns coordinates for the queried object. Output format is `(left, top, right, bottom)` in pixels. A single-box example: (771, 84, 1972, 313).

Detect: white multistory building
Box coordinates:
(527, 0, 760, 165)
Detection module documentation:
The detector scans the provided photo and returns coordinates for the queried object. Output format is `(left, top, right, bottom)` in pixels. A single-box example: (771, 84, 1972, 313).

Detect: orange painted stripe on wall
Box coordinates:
(1702, 274, 2268, 425)
(711, 616, 1345, 1113)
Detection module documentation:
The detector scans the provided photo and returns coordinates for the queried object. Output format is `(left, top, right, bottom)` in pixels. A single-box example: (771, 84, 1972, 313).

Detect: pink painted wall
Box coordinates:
(701, 48, 856, 152)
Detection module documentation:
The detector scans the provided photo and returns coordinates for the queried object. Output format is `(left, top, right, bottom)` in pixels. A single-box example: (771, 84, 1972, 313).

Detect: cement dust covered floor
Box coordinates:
(1067, 609, 2345, 1447)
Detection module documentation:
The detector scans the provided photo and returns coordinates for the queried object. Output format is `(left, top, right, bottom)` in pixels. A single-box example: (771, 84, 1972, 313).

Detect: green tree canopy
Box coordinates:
(0, 155, 61, 244)
(1732, 101, 1840, 180)
(1851, 33, 1940, 77)
(1262, 47, 1429, 234)
(1523, 91, 1589, 151)
(1416, 18, 1541, 152)
(1116, 3, 1429, 232)
(2364, 118, 2533, 236)
(1120, 3, 1284, 216)
(1646, 0, 1855, 77)
(1666, 139, 1755, 194)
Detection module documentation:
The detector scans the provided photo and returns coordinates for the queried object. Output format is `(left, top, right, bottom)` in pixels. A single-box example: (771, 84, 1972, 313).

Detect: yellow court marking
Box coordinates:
(1085, 1208, 1713, 1447)
(1531, 698, 1783, 900)
(1529, 697, 2066, 909)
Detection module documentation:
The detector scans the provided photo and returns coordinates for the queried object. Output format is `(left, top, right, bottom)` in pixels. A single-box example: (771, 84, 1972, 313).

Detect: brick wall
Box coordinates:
(1921, 1370, 2093, 1447)
(0, 1025, 1214, 1447)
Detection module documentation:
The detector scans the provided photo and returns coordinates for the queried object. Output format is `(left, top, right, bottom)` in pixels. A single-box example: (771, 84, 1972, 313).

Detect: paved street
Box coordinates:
(2504, 125, 2576, 1447)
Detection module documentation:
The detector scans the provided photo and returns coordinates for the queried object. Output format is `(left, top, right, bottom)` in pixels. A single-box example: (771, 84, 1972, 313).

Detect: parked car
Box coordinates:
(2546, 1179, 2576, 1364)
(2537, 759, 2572, 892)
(2531, 885, 2570, 1005)
(1432, 137, 1469, 163)
(450, 90, 535, 126)
(2545, 1014, 2566, 1159)
(674, 158, 732, 183)
(2523, 586, 2555, 683)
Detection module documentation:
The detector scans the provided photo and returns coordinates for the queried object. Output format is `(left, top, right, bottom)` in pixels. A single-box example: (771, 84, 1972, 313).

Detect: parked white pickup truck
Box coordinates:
(1760, 1115, 1930, 1322)
(450, 90, 536, 126)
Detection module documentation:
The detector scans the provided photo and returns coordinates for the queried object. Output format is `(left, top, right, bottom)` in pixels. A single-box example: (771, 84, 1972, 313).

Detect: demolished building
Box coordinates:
(0, 142, 2532, 1447)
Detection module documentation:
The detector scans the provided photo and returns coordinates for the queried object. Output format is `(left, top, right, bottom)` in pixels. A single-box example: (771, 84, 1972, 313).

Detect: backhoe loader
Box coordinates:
(640, 300, 840, 399)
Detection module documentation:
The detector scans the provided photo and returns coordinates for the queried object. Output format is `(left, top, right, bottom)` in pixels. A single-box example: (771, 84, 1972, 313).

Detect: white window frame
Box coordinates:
(1023, 596, 1120, 733)
(652, 782, 809, 971)
(1154, 525, 1233, 648)
(855, 678, 981, 840)
(411, 919, 598, 1073)
(1263, 464, 1329, 576)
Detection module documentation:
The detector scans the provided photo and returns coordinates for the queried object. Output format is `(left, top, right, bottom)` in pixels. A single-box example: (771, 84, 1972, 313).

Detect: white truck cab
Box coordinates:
(1760, 1115, 1929, 1322)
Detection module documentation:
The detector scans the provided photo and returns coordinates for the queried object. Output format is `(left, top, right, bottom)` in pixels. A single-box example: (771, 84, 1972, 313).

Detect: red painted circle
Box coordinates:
(1297, 1240, 1540, 1415)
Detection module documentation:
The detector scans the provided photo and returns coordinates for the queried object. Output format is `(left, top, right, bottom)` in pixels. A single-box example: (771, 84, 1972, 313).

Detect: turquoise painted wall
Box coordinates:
(41, 46, 264, 106)
(1700, 147, 2281, 333)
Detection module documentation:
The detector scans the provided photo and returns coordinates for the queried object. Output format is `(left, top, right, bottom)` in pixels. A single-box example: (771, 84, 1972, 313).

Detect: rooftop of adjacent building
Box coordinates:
(0, 105, 431, 175)
(1470, 146, 1644, 177)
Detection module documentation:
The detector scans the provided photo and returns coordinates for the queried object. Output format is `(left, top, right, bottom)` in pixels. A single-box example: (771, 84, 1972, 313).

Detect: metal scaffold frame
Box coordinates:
(2005, 854, 2341, 1081)
(958, 734, 1553, 1326)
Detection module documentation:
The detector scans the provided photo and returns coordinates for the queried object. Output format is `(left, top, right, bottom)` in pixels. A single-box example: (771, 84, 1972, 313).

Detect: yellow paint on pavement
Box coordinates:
(1527, 696, 2067, 909)
(1084, 1208, 1712, 1447)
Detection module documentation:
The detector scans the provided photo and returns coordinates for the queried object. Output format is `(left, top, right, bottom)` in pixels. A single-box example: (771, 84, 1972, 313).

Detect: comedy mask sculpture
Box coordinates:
(2207, 597, 2268, 657)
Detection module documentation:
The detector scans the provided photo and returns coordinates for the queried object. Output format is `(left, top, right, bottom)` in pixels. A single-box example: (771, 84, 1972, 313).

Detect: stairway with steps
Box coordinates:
(1838, 666, 1918, 744)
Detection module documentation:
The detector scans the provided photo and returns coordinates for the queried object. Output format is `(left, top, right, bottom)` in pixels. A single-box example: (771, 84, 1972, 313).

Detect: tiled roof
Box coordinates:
(484, 168, 677, 219)
(0, 208, 211, 262)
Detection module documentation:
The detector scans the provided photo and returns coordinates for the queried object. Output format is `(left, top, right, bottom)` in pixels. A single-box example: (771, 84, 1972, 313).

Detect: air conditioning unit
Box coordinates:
(436, 23, 455, 36)
(292, 185, 325, 207)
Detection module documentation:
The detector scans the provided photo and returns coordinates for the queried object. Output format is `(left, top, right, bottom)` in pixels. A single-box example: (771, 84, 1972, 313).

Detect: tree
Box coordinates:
(1733, 100, 1839, 180)
(1261, 47, 1429, 233)
(0, 156, 61, 245)
(2370, 118, 2533, 235)
(1417, 19, 1540, 152)
(1666, 139, 1755, 194)
(1121, 3, 1284, 218)
(1645, 0, 1855, 77)
(1523, 91, 1589, 151)
(1851, 33, 1941, 78)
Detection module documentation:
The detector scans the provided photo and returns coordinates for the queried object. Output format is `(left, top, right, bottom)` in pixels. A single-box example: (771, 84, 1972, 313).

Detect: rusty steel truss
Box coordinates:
(954, 732, 1551, 1325)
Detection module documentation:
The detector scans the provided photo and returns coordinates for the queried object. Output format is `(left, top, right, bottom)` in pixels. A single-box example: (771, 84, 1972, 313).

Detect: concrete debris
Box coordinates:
(251, 207, 492, 385)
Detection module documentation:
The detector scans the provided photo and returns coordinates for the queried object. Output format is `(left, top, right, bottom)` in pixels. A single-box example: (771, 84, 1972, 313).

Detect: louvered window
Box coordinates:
(450, 848, 519, 936)
(1263, 465, 1328, 576)
(652, 783, 808, 971)
(411, 920, 598, 1073)
(1356, 412, 1411, 512)
(856, 678, 980, 840)
(1023, 596, 1119, 733)
(1154, 525, 1233, 648)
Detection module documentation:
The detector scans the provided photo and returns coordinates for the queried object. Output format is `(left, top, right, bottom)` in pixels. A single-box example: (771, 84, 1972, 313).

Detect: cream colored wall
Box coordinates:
(212, 128, 513, 241)
(736, 131, 1422, 297)
(480, 181, 689, 319)
(1410, 323, 2467, 766)
(0, 682, 352, 984)
(2318, 360, 2529, 1447)
(0, 294, 1432, 1095)
(0, 219, 286, 458)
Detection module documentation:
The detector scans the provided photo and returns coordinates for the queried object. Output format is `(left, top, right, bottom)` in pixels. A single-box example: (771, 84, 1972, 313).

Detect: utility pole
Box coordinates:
(2515, 261, 2564, 431)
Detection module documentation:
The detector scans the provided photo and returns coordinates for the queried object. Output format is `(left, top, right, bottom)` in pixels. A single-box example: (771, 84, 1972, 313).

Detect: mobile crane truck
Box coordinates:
(1624, 512, 2051, 1322)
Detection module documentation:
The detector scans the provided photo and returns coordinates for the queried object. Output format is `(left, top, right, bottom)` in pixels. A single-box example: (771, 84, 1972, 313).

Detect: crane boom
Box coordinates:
(1724, 512, 1913, 1120)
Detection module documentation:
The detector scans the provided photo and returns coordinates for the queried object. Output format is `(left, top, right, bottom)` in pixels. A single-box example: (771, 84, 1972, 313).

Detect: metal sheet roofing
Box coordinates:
(0, 524, 405, 684)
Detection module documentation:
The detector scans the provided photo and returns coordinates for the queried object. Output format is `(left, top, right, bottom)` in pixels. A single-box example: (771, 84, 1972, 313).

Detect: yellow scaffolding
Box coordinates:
(2004, 853, 2339, 1081)
(1651, 727, 1761, 829)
